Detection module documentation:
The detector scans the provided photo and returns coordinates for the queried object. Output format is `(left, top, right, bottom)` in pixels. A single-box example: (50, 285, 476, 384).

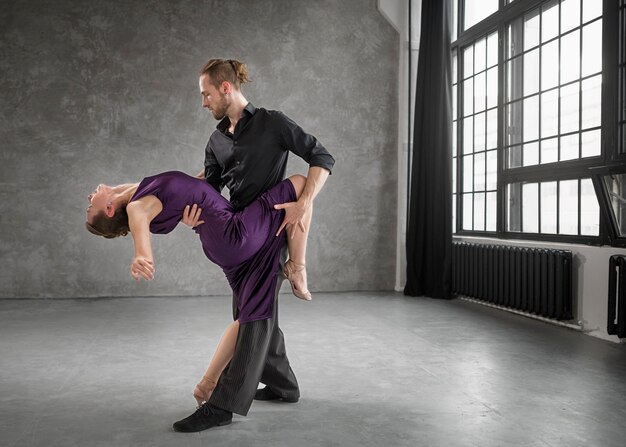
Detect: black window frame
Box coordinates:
(451, 0, 623, 247)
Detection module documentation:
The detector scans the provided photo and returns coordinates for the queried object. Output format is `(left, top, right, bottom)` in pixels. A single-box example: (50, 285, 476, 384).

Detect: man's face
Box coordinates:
(199, 75, 228, 120)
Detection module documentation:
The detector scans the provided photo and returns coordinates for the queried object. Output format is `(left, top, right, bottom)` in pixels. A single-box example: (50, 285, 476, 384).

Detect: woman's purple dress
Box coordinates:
(129, 171, 296, 324)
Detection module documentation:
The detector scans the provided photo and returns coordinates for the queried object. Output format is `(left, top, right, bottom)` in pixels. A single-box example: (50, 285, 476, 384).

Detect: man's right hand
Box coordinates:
(182, 204, 205, 228)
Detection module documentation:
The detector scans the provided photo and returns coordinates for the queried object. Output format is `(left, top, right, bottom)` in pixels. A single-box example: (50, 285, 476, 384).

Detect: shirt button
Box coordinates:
(234, 140, 238, 145)
(236, 161, 241, 166)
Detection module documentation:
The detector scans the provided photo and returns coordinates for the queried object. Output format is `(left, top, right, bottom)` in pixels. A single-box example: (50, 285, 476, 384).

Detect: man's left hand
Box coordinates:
(182, 204, 205, 228)
(274, 201, 308, 238)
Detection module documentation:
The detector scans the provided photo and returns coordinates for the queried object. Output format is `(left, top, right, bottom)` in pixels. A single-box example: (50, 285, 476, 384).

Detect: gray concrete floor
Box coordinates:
(1, 291, 626, 447)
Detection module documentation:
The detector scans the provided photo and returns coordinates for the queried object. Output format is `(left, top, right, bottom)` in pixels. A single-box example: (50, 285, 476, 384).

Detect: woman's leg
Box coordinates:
(285, 175, 312, 299)
(194, 320, 240, 405)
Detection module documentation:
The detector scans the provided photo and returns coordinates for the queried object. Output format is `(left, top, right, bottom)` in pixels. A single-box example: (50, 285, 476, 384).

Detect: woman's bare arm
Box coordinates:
(127, 196, 162, 281)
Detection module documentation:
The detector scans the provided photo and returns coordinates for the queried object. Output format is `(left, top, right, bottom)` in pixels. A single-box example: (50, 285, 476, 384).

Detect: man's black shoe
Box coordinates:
(172, 402, 232, 433)
(254, 386, 299, 403)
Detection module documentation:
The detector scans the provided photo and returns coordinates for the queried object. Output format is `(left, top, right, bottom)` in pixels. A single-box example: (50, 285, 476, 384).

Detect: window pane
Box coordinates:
(486, 150, 497, 190)
(507, 20, 523, 59)
(453, 52, 458, 84)
(464, 116, 474, 153)
(524, 95, 539, 141)
(560, 133, 579, 161)
(581, 129, 601, 157)
(463, 193, 474, 230)
(507, 57, 523, 101)
(542, 0, 560, 43)
(464, 46, 474, 79)
(581, 75, 601, 129)
(582, 0, 602, 23)
(464, 0, 499, 30)
(475, 72, 486, 113)
(523, 182, 539, 233)
(486, 191, 497, 231)
(453, 155, 457, 193)
(541, 181, 558, 233)
(463, 155, 474, 191)
(475, 112, 486, 151)
(464, 78, 474, 116)
(582, 20, 602, 77)
(542, 137, 559, 164)
(561, 0, 581, 33)
(541, 89, 559, 138)
(524, 9, 541, 50)
(560, 30, 580, 84)
(452, 0, 458, 41)
(474, 192, 486, 230)
(487, 32, 498, 67)
(475, 152, 486, 191)
(452, 194, 457, 232)
(475, 38, 486, 73)
(524, 48, 540, 96)
(452, 121, 457, 158)
(580, 178, 599, 235)
(604, 174, 626, 235)
(560, 82, 580, 134)
(453, 84, 458, 119)
(524, 141, 539, 166)
(508, 183, 522, 231)
(559, 179, 579, 234)
(486, 109, 498, 149)
(487, 67, 498, 109)
(541, 40, 559, 90)
(508, 145, 522, 168)
(506, 100, 522, 146)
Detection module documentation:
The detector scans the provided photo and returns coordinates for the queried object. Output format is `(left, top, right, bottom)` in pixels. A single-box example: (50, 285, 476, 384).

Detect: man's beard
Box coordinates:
(211, 96, 229, 120)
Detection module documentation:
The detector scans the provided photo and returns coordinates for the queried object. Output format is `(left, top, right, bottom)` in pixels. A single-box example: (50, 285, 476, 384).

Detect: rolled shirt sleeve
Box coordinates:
(276, 112, 335, 174)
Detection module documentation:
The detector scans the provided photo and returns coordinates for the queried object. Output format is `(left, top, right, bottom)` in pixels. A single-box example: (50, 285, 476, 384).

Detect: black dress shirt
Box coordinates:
(204, 103, 335, 210)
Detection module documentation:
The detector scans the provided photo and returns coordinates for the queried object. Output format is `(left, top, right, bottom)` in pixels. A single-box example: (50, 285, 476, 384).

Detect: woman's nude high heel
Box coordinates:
(283, 259, 312, 301)
(193, 376, 217, 406)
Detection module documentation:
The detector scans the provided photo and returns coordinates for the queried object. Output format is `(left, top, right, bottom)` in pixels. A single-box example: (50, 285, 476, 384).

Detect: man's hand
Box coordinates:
(182, 204, 205, 228)
(130, 256, 154, 281)
(274, 201, 308, 238)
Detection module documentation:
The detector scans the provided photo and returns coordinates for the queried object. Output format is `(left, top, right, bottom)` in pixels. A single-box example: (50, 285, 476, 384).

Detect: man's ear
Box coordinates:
(105, 202, 115, 218)
(221, 81, 231, 95)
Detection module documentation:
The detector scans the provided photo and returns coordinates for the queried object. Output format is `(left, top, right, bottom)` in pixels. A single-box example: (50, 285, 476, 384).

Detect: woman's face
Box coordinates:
(86, 184, 112, 223)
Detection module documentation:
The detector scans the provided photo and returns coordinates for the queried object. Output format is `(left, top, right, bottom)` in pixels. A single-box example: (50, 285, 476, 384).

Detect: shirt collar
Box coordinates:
(216, 102, 257, 133)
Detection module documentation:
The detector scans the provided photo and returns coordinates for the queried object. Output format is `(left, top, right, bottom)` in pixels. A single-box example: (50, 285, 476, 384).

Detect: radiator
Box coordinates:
(452, 242, 573, 320)
(608, 255, 626, 338)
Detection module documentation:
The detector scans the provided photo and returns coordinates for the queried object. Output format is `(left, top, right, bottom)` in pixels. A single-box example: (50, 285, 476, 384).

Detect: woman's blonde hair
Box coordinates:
(199, 58, 250, 89)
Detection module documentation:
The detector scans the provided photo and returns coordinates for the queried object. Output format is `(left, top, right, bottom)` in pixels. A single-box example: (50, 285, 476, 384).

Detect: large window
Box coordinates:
(452, 0, 622, 244)
(458, 32, 499, 232)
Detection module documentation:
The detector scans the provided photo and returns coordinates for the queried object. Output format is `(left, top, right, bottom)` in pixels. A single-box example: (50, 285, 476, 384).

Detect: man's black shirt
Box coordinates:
(204, 103, 335, 210)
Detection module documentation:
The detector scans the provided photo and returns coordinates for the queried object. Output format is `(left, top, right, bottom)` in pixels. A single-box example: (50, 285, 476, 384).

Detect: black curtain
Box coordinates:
(404, 0, 453, 299)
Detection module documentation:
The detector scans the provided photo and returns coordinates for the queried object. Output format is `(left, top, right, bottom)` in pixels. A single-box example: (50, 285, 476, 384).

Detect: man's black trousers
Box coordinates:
(208, 246, 300, 416)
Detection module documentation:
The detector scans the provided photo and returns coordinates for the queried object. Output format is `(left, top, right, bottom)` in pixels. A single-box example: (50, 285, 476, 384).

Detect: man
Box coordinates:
(172, 58, 334, 432)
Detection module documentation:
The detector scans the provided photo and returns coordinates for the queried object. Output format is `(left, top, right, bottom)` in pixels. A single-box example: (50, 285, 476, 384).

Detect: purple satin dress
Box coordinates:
(129, 171, 296, 324)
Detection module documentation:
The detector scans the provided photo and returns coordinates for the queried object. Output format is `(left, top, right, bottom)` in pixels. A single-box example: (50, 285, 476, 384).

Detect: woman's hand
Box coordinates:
(130, 256, 155, 281)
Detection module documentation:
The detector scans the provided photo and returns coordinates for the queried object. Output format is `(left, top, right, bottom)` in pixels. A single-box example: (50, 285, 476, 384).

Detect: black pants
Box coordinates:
(208, 246, 300, 416)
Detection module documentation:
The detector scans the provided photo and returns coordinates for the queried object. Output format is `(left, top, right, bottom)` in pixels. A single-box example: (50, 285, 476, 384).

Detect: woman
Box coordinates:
(85, 170, 309, 404)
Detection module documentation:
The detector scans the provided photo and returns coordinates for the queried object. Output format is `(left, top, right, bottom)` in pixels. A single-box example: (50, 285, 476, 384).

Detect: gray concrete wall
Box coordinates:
(0, 0, 399, 298)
